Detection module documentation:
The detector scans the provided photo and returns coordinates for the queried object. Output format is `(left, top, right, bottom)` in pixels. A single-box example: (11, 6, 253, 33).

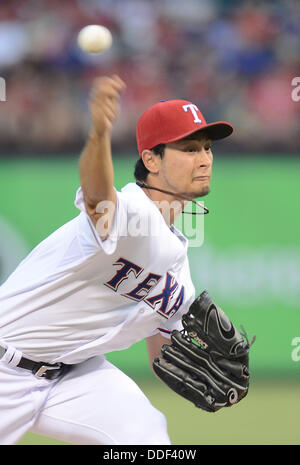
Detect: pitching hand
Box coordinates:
(89, 75, 126, 137)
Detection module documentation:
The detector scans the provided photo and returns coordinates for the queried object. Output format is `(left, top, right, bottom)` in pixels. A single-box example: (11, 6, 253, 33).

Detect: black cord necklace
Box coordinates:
(136, 182, 209, 215)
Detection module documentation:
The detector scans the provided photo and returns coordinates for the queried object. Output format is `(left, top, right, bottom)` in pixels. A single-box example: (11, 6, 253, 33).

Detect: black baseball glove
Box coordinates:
(153, 290, 255, 412)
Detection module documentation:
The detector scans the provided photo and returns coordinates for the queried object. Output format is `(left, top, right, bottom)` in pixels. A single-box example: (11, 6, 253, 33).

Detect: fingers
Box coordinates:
(101, 93, 119, 114)
(90, 94, 120, 124)
(89, 75, 126, 135)
(90, 75, 126, 100)
(101, 99, 119, 122)
(111, 74, 126, 90)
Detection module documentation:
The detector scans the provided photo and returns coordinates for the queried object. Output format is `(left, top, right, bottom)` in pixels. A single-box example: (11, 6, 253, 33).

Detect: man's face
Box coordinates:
(158, 135, 213, 199)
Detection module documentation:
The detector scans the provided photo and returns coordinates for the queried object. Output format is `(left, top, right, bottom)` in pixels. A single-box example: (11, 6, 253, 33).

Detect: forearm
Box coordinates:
(79, 128, 115, 205)
(146, 333, 169, 378)
(78, 75, 125, 220)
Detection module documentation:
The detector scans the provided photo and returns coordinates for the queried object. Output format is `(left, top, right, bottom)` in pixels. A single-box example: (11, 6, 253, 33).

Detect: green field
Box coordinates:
(18, 379, 300, 445)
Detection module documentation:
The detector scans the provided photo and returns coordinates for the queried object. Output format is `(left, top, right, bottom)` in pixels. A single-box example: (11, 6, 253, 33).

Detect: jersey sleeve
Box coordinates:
(74, 186, 127, 256)
(156, 316, 184, 339)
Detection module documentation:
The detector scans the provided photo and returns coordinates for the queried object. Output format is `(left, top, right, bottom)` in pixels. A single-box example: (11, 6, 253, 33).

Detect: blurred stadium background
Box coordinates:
(0, 0, 299, 445)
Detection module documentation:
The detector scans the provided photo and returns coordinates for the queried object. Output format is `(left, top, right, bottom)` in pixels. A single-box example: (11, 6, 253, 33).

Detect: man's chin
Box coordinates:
(179, 186, 210, 201)
(192, 185, 210, 198)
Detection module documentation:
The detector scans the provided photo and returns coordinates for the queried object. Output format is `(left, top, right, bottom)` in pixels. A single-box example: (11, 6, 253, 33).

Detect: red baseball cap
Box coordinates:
(136, 99, 233, 156)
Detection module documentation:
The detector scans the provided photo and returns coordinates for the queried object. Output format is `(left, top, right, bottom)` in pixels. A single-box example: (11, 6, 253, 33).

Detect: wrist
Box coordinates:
(89, 126, 110, 143)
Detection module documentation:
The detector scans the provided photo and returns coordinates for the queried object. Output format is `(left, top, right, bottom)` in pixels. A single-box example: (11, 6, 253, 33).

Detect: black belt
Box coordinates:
(0, 346, 70, 380)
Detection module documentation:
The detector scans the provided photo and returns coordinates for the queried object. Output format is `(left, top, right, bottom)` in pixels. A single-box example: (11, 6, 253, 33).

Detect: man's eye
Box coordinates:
(183, 145, 211, 152)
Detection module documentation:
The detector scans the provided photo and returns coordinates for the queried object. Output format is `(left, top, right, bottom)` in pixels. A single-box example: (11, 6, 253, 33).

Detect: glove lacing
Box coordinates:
(240, 325, 256, 348)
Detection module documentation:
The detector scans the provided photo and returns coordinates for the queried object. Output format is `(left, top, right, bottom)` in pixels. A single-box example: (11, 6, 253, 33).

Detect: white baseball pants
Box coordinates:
(0, 353, 171, 445)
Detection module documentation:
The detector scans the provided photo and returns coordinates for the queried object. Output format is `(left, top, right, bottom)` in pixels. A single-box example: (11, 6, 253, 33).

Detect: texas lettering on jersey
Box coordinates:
(104, 257, 185, 319)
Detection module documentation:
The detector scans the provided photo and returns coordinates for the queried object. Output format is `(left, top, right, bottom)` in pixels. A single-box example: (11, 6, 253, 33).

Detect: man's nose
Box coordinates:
(196, 148, 212, 167)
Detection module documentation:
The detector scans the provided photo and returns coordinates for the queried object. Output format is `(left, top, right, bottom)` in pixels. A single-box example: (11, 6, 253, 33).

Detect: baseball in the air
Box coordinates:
(77, 25, 113, 54)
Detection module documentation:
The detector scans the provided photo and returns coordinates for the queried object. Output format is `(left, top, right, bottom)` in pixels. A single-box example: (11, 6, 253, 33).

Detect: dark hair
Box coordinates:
(134, 144, 165, 181)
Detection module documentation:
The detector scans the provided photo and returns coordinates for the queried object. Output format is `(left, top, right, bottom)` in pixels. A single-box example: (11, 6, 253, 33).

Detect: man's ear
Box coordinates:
(141, 150, 160, 175)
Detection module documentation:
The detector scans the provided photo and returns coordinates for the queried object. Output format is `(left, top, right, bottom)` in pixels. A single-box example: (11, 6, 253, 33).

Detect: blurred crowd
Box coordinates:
(0, 0, 299, 155)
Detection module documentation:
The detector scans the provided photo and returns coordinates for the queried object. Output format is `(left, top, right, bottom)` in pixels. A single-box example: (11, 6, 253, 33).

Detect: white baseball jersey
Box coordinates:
(0, 183, 195, 364)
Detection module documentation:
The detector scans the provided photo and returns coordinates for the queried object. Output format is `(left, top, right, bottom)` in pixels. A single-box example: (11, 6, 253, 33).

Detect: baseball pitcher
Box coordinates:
(0, 75, 254, 445)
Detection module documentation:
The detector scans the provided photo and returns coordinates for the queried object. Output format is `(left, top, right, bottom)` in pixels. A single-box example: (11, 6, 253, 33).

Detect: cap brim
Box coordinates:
(165, 121, 233, 144)
(201, 121, 233, 140)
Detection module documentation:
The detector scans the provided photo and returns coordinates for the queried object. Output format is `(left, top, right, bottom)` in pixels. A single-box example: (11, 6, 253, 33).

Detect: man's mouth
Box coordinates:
(193, 176, 210, 180)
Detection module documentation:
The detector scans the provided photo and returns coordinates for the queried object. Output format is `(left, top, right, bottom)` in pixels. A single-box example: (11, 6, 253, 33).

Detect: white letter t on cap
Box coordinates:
(182, 104, 202, 124)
